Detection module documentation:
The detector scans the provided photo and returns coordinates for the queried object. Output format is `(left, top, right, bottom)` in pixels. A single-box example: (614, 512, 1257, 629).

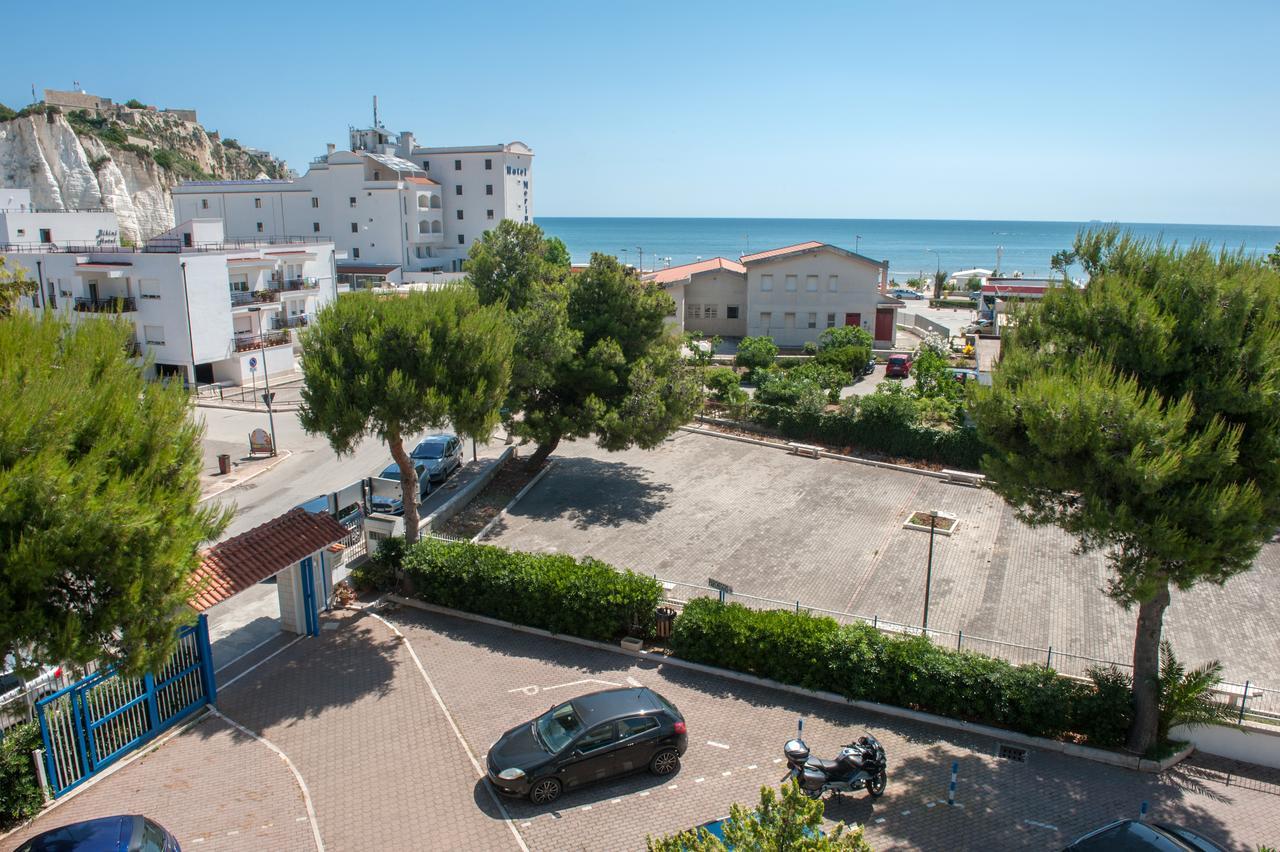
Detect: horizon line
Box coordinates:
(533, 214, 1280, 230)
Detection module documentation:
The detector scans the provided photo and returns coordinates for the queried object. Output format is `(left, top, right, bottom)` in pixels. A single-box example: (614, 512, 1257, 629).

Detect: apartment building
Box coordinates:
(4, 210, 336, 386)
(171, 121, 532, 281)
(649, 242, 900, 349)
(1, 187, 120, 247)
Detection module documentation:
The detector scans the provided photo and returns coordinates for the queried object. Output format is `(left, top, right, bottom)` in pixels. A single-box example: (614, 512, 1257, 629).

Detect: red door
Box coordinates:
(875, 308, 894, 341)
(844, 313, 861, 327)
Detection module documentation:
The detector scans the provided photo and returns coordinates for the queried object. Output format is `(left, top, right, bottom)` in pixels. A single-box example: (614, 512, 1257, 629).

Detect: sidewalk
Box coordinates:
(199, 443, 293, 502)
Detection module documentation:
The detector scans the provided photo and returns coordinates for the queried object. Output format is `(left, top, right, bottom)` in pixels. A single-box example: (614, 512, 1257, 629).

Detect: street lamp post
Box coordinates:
(925, 249, 942, 298)
(855, 234, 862, 253)
(636, 246, 644, 275)
(922, 508, 942, 631)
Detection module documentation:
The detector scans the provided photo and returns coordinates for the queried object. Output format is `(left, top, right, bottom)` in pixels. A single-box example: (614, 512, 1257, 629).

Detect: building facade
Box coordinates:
(651, 242, 900, 349)
(4, 211, 336, 386)
(171, 122, 532, 280)
(1, 188, 120, 248)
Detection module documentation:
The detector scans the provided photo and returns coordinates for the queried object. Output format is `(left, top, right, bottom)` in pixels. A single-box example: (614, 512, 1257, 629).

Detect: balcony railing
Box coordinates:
(0, 235, 331, 255)
(75, 296, 137, 313)
(231, 332, 291, 353)
(230, 290, 280, 306)
(271, 314, 311, 330)
(271, 277, 320, 292)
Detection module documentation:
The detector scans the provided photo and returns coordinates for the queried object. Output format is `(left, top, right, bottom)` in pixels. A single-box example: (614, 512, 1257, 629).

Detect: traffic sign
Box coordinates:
(262, 392, 275, 407)
(248, 356, 258, 371)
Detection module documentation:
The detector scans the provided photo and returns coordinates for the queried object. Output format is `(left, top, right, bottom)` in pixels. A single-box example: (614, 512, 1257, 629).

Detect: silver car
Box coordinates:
(410, 434, 464, 482)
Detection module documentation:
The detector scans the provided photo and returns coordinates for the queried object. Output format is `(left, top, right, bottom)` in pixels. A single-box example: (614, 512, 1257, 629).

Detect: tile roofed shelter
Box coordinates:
(645, 257, 746, 286)
(190, 507, 350, 636)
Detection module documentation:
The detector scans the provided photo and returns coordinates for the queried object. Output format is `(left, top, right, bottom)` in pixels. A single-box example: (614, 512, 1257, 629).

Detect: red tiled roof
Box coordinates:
(739, 241, 825, 263)
(404, 176, 440, 186)
(189, 508, 350, 612)
(645, 257, 746, 285)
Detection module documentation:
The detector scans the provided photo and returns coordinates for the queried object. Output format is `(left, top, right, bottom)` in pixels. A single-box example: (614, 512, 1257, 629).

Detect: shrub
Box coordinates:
(400, 538, 661, 642)
(1071, 666, 1133, 747)
(0, 102, 15, 122)
(222, 137, 241, 149)
(704, 366, 741, 401)
(802, 341, 818, 355)
(735, 336, 778, 370)
(815, 343, 870, 375)
(0, 722, 44, 830)
(818, 325, 872, 351)
(671, 599, 1104, 743)
(124, 98, 146, 109)
(856, 382, 920, 430)
(350, 535, 404, 592)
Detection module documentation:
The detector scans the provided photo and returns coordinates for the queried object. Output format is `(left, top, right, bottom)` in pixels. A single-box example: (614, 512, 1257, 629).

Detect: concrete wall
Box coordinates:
(0, 209, 120, 246)
(684, 270, 748, 337)
(746, 249, 889, 347)
(1170, 723, 1280, 769)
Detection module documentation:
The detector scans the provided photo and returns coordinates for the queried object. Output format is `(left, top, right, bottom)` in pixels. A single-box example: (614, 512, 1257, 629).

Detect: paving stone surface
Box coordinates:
(2, 715, 315, 852)
(386, 605, 1280, 852)
(483, 432, 1280, 689)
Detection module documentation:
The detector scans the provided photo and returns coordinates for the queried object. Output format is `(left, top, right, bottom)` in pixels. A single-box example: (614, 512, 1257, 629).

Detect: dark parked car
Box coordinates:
(858, 356, 876, 377)
(1064, 819, 1224, 851)
(487, 687, 688, 805)
(885, 353, 913, 378)
(370, 460, 430, 515)
(17, 815, 180, 852)
(410, 434, 464, 482)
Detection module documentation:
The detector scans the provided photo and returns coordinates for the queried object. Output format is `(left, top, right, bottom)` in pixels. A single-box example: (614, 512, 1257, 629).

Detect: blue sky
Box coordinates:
(4, 0, 1277, 224)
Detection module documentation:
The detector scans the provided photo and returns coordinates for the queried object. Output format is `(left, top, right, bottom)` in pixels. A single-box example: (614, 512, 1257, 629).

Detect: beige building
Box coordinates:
(649, 241, 900, 348)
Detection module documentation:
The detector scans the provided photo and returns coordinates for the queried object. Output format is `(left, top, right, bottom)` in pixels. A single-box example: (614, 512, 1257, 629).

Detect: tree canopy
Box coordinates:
(299, 289, 513, 542)
(468, 224, 699, 467)
(970, 228, 1280, 752)
(0, 314, 227, 675)
(0, 258, 36, 318)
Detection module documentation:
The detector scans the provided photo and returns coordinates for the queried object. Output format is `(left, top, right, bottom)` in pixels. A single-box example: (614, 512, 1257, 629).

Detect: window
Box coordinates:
(229, 276, 250, 293)
(686, 303, 701, 319)
(254, 198, 262, 208)
(486, 209, 495, 220)
(486, 184, 493, 195)
(352, 247, 360, 258)
(785, 275, 798, 292)
(760, 274, 773, 292)
(351, 222, 359, 233)
(806, 275, 818, 292)
(422, 160, 429, 170)
(485, 158, 492, 170)
(39, 228, 52, 243)
(807, 312, 817, 329)
(373, 170, 381, 180)
(143, 325, 166, 345)
(760, 311, 772, 328)
(726, 305, 739, 319)
(200, 198, 209, 210)
(15, 228, 23, 237)
(418, 220, 430, 234)
(619, 716, 659, 738)
(704, 304, 718, 319)
(828, 274, 839, 292)
(311, 197, 319, 208)
(456, 210, 464, 220)
(313, 222, 321, 233)
(349, 196, 357, 207)
(784, 312, 796, 329)
(576, 723, 616, 753)
(454, 159, 462, 170)
(827, 312, 836, 328)
(457, 235, 465, 245)
(256, 222, 263, 233)
(455, 185, 463, 196)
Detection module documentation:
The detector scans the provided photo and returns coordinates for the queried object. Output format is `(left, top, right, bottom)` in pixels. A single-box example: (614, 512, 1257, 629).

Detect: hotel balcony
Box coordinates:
(231, 331, 291, 353)
(230, 290, 280, 307)
(270, 314, 311, 330)
(75, 296, 137, 313)
(274, 277, 320, 292)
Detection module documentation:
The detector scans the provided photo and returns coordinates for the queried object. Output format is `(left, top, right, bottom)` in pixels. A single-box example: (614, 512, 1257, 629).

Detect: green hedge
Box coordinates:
(1, 722, 44, 830)
(401, 539, 662, 642)
(751, 402, 986, 469)
(670, 599, 1131, 744)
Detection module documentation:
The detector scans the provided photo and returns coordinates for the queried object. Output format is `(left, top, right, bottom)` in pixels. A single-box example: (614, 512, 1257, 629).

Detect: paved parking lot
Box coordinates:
(482, 431, 1280, 686)
(9, 606, 1276, 852)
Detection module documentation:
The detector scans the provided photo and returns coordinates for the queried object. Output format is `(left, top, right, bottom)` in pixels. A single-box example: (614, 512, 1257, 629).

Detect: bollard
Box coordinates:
(1139, 800, 1148, 822)
(948, 761, 958, 806)
(956, 630, 963, 651)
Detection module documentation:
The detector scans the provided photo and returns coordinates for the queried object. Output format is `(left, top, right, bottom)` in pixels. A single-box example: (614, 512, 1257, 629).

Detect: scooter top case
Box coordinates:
(784, 739, 810, 764)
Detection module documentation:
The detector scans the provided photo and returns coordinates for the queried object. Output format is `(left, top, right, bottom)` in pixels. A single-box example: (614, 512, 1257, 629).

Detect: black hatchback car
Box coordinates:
(487, 687, 688, 805)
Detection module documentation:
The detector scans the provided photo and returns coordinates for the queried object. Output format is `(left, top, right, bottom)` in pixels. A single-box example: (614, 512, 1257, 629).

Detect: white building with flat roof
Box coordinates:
(1, 187, 121, 249)
(4, 212, 336, 386)
(171, 120, 532, 282)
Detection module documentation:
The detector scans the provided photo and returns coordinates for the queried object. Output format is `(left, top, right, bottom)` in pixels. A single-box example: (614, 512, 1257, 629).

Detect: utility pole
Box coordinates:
(923, 510, 939, 630)
(855, 234, 862, 253)
(636, 246, 643, 275)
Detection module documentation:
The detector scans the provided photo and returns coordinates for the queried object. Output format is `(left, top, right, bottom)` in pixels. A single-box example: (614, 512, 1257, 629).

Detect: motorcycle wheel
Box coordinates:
(802, 787, 823, 800)
(866, 769, 887, 798)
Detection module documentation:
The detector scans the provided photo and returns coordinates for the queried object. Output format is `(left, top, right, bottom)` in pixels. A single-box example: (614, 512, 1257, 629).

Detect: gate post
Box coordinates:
(143, 672, 160, 733)
(37, 702, 59, 796)
(197, 613, 217, 706)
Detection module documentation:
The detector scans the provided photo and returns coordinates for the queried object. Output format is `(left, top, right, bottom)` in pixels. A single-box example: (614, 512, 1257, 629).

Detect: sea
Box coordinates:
(536, 217, 1280, 282)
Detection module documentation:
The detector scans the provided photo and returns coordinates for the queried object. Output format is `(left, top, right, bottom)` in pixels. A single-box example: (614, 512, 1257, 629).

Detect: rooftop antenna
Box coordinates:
(372, 95, 379, 129)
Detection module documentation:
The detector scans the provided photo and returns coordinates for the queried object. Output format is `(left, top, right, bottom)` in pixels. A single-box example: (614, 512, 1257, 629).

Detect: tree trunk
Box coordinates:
(526, 434, 560, 470)
(1127, 576, 1171, 755)
(388, 433, 421, 545)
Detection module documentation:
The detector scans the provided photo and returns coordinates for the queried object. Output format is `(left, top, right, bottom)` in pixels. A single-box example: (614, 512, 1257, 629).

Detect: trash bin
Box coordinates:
(655, 606, 676, 640)
(217, 453, 232, 475)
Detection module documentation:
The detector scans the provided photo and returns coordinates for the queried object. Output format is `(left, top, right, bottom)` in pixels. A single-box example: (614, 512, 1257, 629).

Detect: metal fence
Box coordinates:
(656, 578, 1280, 725)
(36, 615, 215, 797)
(0, 667, 85, 735)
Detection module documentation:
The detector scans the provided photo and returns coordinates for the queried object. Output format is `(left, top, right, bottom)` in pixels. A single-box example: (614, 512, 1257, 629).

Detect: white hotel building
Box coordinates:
(172, 123, 533, 283)
(3, 204, 336, 386)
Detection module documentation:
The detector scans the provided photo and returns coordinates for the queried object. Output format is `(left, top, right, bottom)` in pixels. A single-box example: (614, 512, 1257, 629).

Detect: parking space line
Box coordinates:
(1025, 820, 1059, 831)
(218, 634, 307, 691)
(707, 741, 730, 749)
(370, 610, 529, 852)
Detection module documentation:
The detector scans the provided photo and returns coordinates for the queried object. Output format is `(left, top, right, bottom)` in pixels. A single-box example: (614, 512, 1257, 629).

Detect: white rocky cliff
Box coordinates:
(0, 107, 286, 243)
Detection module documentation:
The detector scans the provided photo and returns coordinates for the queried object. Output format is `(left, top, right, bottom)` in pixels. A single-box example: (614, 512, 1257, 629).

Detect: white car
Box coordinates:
(890, 288, 925, 300)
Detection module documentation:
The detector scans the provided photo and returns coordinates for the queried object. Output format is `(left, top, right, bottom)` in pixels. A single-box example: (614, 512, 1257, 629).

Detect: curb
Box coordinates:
(199, 449, 294, 503)
(382, 595, 1192, 775)
(423, 445, 516, 532)
(194, 400, 302, 413)
(471, 461, 554, 543)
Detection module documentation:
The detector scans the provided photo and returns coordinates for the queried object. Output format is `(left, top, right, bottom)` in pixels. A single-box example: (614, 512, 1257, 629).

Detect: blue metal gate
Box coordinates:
(36, 614, 216, 797)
